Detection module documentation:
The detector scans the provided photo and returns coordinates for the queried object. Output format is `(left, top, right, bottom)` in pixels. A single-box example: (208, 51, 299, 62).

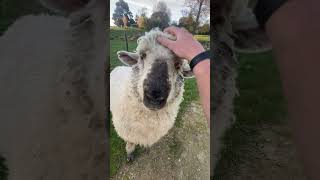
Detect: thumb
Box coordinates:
(157, 36, 175, 50)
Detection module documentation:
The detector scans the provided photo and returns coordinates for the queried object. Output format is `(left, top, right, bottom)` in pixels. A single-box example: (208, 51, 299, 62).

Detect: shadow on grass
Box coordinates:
(0, 155, 8, 180)
(214, 51, 287, 179)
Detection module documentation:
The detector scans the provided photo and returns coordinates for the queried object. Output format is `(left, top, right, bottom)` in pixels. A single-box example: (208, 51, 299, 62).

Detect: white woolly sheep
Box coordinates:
(212, 0, 244, 174)
(0, 0, 107, 179)
(110, 28, 194, 160)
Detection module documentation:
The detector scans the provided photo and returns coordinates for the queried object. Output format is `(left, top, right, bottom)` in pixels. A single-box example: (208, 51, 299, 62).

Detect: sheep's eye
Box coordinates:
(140, 52, 146, 60)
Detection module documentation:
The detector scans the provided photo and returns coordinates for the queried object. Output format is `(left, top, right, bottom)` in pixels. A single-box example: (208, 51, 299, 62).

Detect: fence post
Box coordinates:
(124, 30, 128, 51)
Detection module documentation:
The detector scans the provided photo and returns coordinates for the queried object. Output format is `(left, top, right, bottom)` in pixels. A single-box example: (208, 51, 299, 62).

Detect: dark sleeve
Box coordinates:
(254, 0, 288, 28)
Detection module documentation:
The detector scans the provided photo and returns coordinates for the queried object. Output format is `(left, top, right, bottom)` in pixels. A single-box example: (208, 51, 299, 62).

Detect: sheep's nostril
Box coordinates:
(156, 97, 165, 102)
(143, 91, 167, 110)
(145, 92, 165, 102)
(145, 93, 153, 99)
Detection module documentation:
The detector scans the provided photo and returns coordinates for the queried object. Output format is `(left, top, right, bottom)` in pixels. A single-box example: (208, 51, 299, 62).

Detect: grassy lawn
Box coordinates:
(0, 19, 13, 35)
(0, 156, 8, 180)
(109, 27, 207, 177)
(214, 52, 288, 178)
(0, 19, 10, 180)
(194, 35, 210, 42)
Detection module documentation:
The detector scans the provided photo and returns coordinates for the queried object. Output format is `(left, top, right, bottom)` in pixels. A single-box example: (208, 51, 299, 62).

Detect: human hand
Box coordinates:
(157, 26, 205, 62)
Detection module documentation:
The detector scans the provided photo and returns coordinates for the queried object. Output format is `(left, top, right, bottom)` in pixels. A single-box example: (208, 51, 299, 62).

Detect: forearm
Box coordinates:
(265, 0, 320, 179)
(193, 59, 210, 126)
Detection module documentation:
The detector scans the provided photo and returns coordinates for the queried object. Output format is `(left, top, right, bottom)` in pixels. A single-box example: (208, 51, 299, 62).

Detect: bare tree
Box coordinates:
(184, 0, 210, 33)
(137, 7, 148, 17)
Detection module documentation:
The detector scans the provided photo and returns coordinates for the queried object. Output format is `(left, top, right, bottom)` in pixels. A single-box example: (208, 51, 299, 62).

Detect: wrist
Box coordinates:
(189, 50, 210, 71)
(187, 47, 205, 62)
(193, 59, 210, 75)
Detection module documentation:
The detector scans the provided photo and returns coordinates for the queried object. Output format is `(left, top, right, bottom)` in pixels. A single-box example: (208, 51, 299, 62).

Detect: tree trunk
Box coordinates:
(193, 0, 203, 34)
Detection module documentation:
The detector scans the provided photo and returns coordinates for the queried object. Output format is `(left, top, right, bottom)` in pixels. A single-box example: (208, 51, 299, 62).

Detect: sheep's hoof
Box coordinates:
(126, 154, 134, 162)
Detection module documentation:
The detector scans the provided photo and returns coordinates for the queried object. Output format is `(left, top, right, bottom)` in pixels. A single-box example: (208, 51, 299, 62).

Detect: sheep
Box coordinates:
(212, 0, 273, 175)
(212, 1, 277, 176)
(0, 0, 107, 179)
(212, 1, 269, 172)
(110, 28, 194, 161)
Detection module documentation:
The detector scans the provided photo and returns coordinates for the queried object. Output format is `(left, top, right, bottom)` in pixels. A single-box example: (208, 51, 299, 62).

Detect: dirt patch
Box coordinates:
(237, 125, 306, 180)
(215, 123, 307, 180)
(112, 101, 210, 180)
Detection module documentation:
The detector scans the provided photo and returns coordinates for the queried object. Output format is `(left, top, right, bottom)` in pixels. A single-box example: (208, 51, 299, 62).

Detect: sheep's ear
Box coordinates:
(181, 60, 194, 78)
(117, 51, 139, 66)
(39, 0, 91, 15)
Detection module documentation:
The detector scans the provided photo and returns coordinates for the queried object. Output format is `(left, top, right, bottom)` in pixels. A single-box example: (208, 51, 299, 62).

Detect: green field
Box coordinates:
(109, 27, 208, 176)
(194, 35, 210, 42)
(0, 156, 8, 180)
(214, 52, 288, 178)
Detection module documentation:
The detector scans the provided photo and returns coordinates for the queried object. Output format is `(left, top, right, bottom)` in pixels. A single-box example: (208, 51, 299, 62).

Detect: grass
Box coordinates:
(110, 27, 143, 69)
(0, 19, 13, 35)
(109, 27, 205, 177)
(0, 156, 8, 180)
(214, 52, 287, 178)
(194, 35, 210, 42)
(0, 19, 10, 180)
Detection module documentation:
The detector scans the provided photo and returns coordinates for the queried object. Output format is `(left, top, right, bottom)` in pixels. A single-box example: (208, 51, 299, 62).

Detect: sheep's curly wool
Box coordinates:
(110, 29, 184, 147)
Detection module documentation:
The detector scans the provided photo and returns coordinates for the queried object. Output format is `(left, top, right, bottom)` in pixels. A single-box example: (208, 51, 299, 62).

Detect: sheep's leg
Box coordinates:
(126, 142, 136, 162)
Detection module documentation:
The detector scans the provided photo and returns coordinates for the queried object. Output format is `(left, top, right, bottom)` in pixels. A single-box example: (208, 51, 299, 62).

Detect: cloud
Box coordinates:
(110, 0, 191, 26)
(125, 0, 152, 10)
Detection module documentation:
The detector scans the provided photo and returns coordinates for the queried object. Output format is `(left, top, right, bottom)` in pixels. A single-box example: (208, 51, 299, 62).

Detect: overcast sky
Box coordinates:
(110, 0, 186, 26)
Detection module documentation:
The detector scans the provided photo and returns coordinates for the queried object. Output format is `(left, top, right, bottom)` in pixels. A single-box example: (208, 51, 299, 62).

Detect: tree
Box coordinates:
(178, 15, 196, 32)
(137, 7, 148, 17)
(153, 1, 171, 20)
(135, 7, 148, 29)
(137, 16, 146, 29)
(183, 0, 210, 33)
(122, 15, 128, 27)
(146, 11, 170, 30)
(129, 18, 136, 26)
(170, 21, 178, 26)
(112, 0, 134, 27)
(146, 1, 171, 30)
(198, 23, 210, 34)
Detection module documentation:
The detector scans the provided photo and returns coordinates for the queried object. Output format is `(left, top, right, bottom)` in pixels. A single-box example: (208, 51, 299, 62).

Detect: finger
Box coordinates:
(163, 26, 181, 36)
(180, 27, 189, 33)
(179, 27, 193, 37)
(157, 36, 175, 50)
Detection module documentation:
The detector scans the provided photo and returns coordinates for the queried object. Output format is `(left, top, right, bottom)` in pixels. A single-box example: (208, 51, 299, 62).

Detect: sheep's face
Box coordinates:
(117, 30, 194, 110)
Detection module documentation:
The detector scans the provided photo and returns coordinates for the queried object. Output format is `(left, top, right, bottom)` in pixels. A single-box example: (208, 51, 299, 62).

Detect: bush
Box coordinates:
(198, 24, 210, 35)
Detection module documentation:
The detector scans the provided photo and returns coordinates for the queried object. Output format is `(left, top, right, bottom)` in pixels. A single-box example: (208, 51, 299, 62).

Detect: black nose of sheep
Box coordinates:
(144, 89, 167, 109)
(142, 60, 171, 110)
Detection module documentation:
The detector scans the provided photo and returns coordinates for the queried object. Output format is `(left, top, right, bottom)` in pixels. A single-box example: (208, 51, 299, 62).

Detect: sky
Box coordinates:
(110, 0, 187, 26)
